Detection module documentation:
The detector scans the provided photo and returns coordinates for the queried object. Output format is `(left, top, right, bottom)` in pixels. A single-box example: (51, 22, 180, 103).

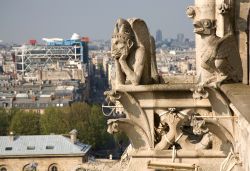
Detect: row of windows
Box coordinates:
(12, 103, 68, 108)
(0, 166, 88, 171)
(23, 164, 57, 171)
(0, 164, 58, 171)
(4, 145, 54, 151)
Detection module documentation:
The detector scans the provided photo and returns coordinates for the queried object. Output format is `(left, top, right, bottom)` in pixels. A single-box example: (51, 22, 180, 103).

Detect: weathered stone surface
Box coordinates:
(235, 1, 250, 84)
(221, 83, 250, 122)
(103, 0, 250, 170)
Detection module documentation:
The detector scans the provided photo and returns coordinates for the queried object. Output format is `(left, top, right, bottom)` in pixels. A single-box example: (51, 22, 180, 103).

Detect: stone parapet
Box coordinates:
(221, 83, 250, 122)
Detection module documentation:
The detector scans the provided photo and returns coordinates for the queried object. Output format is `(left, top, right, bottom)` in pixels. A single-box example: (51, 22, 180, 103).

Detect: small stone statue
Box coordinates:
(187, 0, 242, 89)
(194, 18, 240, 88)
(111, 18, 159, 86)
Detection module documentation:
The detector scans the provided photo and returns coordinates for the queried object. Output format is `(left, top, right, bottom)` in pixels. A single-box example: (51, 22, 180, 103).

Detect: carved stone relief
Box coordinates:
(104, 90, 234, 154)
(102, 7, 243, 169)
(153, 108, 233, 152)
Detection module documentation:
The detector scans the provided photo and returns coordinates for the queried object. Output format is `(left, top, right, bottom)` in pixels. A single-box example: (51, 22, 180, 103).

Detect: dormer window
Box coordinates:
(27, 146, 35, 150)
(5, 147, 12, 151)
(46, 146, 54, 150)
(76, 168, 86, 171)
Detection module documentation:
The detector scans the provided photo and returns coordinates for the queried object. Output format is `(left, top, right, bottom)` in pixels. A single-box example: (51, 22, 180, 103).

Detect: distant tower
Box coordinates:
(156, 30, 163, 42)
(177, 33, 184, 42)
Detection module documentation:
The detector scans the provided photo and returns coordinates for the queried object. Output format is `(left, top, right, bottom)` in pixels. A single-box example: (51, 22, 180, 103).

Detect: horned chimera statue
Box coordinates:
(187, 1, 242, 91)
(111, 18, 159, 87)
(193, 19, 240, 88)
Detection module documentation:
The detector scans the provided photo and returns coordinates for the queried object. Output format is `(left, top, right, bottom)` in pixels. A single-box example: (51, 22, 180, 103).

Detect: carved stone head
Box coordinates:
(107, 120, 119, 134)
(193, 19, 216, 35)
(111, 18, 135, 59)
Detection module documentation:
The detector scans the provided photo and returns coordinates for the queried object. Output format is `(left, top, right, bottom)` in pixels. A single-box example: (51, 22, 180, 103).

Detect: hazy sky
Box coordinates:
(0, 0, 194, 44)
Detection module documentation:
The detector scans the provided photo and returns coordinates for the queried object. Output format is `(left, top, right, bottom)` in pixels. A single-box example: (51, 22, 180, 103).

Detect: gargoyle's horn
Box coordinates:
(113, 24, 119, 34)
(119, 24, 126, 34)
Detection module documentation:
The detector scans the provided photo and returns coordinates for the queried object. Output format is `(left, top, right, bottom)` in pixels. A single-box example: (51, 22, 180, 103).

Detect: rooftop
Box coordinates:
(0, 135, 91, 157)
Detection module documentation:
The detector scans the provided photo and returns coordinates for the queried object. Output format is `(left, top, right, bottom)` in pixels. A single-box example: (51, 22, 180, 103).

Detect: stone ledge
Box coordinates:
(130, 150, 227, 158)
(220, 83, 250, 122)
(115, 83, 195, 92)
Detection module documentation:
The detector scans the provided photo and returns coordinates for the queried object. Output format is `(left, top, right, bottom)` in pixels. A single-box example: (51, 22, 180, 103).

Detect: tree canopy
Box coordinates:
(10, 110, 40, 135)
(0, 108, 9, 135)
(40, 102, 113, 149)
(0, 103, 118, 150)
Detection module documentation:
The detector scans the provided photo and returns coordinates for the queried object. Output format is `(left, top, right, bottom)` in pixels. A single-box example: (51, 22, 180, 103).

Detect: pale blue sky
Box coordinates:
(0, 0, 194, 43)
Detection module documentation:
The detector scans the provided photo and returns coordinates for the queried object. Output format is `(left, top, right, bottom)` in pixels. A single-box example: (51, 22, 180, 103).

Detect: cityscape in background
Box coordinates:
(0, 31, 195, 108)
(0, 30, 195, 170)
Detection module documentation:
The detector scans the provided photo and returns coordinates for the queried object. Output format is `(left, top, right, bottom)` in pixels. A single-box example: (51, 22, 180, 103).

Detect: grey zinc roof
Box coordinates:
(0, 135, 91, 157)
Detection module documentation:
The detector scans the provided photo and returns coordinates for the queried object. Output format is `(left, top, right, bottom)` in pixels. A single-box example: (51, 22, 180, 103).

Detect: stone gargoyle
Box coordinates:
(111, 18, 159, 86)
(195, 20, 241, 88)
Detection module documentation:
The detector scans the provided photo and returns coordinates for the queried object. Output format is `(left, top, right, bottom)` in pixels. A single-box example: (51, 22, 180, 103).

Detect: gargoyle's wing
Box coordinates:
(150, 36, 160, 83)
(127, 18, 152, 83)
(216, 34, 235, 59)
(216, 34, 242, 80)
(127, 18, 151, 51)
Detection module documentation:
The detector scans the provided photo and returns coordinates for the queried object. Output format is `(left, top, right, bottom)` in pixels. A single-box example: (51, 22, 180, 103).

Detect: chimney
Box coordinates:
(9, 131, 14, 142)
(69, 129, 78, 144)
(31, 96, 36, 102)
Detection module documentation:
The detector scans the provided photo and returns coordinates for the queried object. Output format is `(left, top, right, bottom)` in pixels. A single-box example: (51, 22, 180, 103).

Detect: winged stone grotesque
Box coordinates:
(111, 18, 159, 86)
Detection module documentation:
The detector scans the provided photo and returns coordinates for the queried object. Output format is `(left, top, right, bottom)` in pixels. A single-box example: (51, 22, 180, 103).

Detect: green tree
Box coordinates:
(89, 105, 111, 148)
(40, 103, 114, 150)
(8, 108, 22, 120)
(10, 110, 40, 135)
(0, 108, 9, 135)
(66, 102, 92, 143)
(40, 107, 70, 134)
